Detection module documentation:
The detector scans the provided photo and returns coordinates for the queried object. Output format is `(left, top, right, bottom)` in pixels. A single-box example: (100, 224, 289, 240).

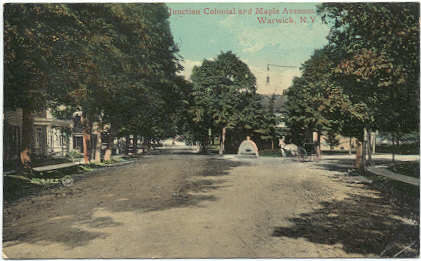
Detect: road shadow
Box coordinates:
(2, 155, 246, 251)
(3, 214, 122, 249)
(309, 156, 420, 204)
(312, 157, 410, 174)
(272, 187, 420, 257)
(312, 159, 356, 173)
(108, 157, 247, 213)
(200, 157, 247, 176)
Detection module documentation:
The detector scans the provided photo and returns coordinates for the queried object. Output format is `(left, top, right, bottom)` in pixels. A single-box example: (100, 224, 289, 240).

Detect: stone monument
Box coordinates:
(238, 136, 259, 157)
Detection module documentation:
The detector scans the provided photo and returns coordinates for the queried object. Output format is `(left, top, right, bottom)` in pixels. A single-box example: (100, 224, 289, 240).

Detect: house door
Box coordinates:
(34, 126, 46, 156)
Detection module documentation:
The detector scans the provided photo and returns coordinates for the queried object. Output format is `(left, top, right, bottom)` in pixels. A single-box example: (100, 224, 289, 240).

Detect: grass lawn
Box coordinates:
(259, 149, 284, 157)
(353, 167, 419, 205)
(4, 166, 81, 203)
(321, 150, 354, 155)
(388, 161, 420, 179)
(4, 157, 74, 172)
(3, 157, 128, 204)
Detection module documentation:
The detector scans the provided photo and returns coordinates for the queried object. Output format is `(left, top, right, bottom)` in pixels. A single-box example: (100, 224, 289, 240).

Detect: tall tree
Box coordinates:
(5, 3, 182, 168)
(190, 51, 258, 155)
(4, 4, 86, 174)
(99, 3, 181, 153)
(60, 3, 181, 160)
(285, 47, 352, 148)
(318, 2, 420, 167)
(255, 94, 279, 150)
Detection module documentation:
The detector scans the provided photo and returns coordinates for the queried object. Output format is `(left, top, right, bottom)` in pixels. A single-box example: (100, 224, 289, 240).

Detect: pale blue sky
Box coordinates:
(167, 2, 331, 95)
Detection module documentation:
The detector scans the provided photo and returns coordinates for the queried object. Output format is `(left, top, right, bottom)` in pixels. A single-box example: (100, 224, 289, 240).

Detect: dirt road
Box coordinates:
(2, 147, 419, 258)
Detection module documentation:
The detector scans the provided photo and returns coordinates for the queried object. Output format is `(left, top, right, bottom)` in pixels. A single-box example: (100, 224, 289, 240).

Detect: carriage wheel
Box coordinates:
(298, 147, 307, 162)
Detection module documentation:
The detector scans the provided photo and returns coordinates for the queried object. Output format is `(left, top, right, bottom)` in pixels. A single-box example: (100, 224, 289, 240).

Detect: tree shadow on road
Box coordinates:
(313, 157, 405, 174)
(3, 215, 123, 250)
(200, 158, 248, 176)
(313, 159, 355, 173)
(2, 155, 246, 252)
(109, 157, 247, 213)
(311, 156, 420, 205)
(272, 186, 419, 257)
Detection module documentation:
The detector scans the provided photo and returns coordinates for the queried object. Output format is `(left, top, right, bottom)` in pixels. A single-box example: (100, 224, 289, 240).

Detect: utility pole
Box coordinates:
(266, 64, 297, 84)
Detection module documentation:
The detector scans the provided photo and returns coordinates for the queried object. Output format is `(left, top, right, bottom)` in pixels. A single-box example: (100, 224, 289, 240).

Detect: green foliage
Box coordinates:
(259, 149, 284, 158)
(63, 3, 182, 141)
(254, 94, 284, 145)
(67, 150, 82, 160)
(286, 3, 419, 147)
(190, 51, 262, 147)
(4, 3, 85, 112)
(318, 2, 420, 135)
(388, 161, 420, 178)
(4, 3, 183, 147)
(324, 131, 341, 149)
(375, 143, 420, 155)
(285, 47, 353, 142)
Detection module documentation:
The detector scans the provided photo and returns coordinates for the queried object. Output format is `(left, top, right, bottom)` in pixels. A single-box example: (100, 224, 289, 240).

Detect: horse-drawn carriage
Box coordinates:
(296, 143, 321, 162)
(279, 139, 321, 162)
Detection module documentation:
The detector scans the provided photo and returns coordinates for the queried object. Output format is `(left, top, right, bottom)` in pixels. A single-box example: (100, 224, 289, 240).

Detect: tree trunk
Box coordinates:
(20, 108, 34, 175)
(372, 131, 376, 155)
(316, 130, 322, 155)
(349, 137, 352, 155)
(133, 134, 138, 155)
(200, 137, 207, 154)
(103, 128, 114, 161)
(361, 128, 367, 170)
(271, 133, 275, 151)
(355, 140, 362, 169)
(392, 132, 395, 163)
(124, 134, 130, 156)
(367, 128, 373, 166)
(90, 120, 95, 162)
(362, 140, 367, 170)
(95, 121, 102, 162)
(219, 127, 226, 156)
(144, 136, 151, 152)
(82, 115, 91, 164)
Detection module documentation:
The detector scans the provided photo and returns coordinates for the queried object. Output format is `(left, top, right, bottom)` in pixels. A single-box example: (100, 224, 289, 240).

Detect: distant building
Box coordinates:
(4, 107, 133, 168)
(259, 94, 288, 129)
(3, 108, 73, 163)
(259, 94, 359, 151)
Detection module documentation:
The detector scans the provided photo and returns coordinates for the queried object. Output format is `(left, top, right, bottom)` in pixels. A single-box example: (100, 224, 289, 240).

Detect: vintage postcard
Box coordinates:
(3, 1, 420, 259)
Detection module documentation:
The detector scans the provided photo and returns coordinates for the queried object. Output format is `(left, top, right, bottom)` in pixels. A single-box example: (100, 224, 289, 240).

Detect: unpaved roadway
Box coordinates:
(2, 146, 419, 258)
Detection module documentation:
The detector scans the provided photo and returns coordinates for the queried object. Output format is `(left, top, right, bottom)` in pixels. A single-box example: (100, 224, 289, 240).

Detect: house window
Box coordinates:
(73, 136, 84, 153)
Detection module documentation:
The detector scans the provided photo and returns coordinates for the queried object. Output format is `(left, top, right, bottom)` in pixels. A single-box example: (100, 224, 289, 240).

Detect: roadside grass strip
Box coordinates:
(387, 161, 420, 179)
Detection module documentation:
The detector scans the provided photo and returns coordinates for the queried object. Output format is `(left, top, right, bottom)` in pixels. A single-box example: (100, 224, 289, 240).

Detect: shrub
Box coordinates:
(376, 143, 419, 155)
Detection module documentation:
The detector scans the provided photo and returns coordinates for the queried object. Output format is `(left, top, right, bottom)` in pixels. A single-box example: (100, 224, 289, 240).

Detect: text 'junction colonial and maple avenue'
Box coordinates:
(169, 7, 317, 24)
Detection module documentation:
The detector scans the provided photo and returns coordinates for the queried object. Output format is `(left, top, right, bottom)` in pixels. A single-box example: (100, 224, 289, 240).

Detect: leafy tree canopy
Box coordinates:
(190, 51, 261, 150)
(318, 2, 420, 134)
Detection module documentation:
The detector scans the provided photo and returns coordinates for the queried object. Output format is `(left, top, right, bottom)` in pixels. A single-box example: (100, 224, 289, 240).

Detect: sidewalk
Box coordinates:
(321, 154, 420, 186)
(3, 156, 134, 176)
(3, 162, 81, 176)
(367, 166, 419, 186)
(33, 162, 81, 172)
